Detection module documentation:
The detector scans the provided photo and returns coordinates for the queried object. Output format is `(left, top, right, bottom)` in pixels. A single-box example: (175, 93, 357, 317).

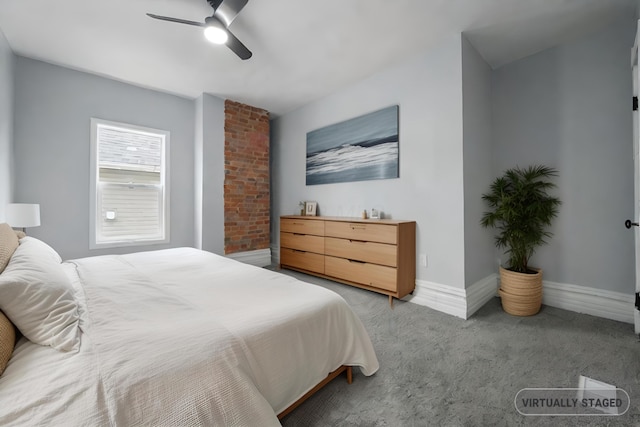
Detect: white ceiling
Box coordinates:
(0, 0, 636, 116)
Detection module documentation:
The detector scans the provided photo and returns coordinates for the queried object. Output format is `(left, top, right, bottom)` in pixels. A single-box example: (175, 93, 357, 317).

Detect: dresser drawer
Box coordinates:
(325, 221, 397, 244)
(281, 218, 325, 236)
(281, 248, 325, 274)
(281, 232, 324, 254)
(325, 256, 397, 292)
(325, 237, 397, 267)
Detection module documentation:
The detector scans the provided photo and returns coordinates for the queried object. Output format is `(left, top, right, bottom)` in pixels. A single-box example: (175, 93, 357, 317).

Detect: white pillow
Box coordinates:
(0, 237, 80, 352)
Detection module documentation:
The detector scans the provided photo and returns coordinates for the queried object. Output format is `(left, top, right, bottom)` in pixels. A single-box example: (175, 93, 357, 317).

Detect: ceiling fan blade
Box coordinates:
(225, 29, 252, 60)
(146, 13, 206, 27)
(212, 0, 249, 27)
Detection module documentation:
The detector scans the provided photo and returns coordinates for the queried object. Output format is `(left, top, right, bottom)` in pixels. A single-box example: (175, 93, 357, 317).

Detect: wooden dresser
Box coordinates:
(280, 216, 416, 306)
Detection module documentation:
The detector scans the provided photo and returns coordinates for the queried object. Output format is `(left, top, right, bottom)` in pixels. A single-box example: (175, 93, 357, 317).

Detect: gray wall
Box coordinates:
(13, 57, 196, 260)
(195, 95, 204, 249)
(7, 15, 635, 299)
(462, 36, 495, 286)
(200, 93, 225, 255)
(492, 16, 635, 294)
(272, 34, 467, 288)
(0, 29, 13, 222)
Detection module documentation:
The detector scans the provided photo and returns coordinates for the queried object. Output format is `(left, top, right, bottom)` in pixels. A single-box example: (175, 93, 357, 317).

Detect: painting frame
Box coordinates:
(304, 201, 317, 216)
(306, 105, 399, 186)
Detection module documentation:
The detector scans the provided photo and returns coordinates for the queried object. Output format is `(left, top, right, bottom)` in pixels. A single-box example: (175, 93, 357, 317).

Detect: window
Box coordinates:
(90, 118, 169, 249)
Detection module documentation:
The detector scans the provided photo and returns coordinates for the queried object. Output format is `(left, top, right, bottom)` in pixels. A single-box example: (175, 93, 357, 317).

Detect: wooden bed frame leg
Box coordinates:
(389, 295, 394, 308)
(277, 365, 354, 420)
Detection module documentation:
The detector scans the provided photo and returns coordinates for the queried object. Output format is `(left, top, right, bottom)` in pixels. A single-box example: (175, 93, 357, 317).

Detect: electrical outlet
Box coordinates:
(420, 254, 427, 267)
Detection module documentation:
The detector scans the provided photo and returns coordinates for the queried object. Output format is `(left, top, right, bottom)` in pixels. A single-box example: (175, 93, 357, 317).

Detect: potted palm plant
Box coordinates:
(481, 165, 561, 316)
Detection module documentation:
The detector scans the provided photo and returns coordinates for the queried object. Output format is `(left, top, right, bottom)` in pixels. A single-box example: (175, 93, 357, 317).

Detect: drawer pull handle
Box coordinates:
(293, 233, 305, 236)
(349, 239, 367, 243)
(293, 249, 306, 254)
(350, 225, 366, 230)
(348, 259, 366, 264)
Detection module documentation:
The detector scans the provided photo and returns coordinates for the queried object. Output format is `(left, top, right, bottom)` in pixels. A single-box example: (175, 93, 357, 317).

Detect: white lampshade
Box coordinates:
(204, 25, 228, 44)
(6, 203, 41, 228)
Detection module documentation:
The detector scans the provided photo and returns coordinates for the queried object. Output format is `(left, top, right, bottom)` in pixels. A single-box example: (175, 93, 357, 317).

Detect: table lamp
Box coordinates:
(6, 203, 41, 233)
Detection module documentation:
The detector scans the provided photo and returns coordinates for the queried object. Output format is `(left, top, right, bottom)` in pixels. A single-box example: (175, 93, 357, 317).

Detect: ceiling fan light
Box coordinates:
(204, 25, 228, 44)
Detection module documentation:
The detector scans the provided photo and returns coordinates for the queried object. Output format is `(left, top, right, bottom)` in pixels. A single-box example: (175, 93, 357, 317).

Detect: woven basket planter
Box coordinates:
(499, 266, 543, 316)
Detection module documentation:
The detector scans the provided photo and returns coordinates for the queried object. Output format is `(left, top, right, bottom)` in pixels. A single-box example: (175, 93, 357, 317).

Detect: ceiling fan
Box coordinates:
(147, 0, 252, 60)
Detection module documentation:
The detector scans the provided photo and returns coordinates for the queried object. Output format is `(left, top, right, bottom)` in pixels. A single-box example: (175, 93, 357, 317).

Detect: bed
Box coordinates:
(0, 226, 379, 426)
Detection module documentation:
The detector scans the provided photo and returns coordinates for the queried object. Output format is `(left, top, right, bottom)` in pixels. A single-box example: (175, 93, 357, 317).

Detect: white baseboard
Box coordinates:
(271, 247, 633, 324)
(406, 274, 633, 324)
(407, 274, 498, 319)
(542, 281, 634, 324)
(226, 248, 272, 267)
(407, 280, 468, 319)
(466, 274, 499, 318)
(271, 245, 280, 265)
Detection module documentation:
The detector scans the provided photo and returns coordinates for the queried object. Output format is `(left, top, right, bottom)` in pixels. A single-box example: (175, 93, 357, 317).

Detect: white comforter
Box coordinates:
(0, 248, 379, 426)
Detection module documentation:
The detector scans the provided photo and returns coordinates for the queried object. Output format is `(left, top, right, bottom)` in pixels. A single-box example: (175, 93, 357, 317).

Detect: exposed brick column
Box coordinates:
(224, 100, 270, 254)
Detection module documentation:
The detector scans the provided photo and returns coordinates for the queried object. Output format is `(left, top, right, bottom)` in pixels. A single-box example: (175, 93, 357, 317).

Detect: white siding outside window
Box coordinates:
(90, 118, 170, 249)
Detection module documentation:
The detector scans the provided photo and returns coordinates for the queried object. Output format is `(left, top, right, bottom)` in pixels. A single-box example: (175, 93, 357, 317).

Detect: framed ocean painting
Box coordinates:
(306, 105, 399, 185)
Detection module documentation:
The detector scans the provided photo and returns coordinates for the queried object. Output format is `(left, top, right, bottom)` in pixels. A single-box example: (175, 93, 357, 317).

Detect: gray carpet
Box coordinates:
(277, 269, 640, 427)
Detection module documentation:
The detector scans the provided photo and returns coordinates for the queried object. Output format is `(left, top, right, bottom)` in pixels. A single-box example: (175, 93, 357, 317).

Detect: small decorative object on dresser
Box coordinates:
(304, 201, 317, 216)
(280, 215, 416, 307)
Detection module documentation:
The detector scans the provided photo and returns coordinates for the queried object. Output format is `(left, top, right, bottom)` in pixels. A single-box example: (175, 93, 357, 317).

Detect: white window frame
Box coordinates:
(89, 118, 170, 249)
